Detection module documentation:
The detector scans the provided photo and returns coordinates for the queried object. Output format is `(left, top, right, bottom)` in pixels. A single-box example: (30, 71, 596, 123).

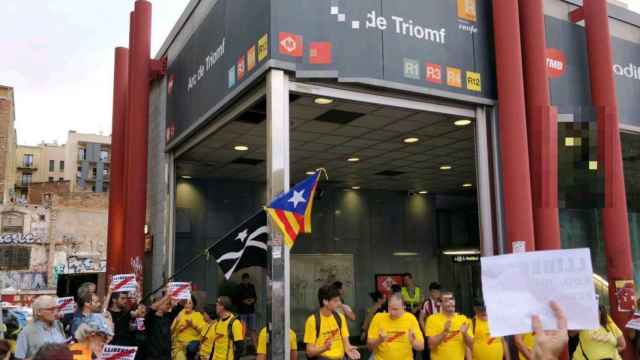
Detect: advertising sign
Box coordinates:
(100, 346, 137, 360)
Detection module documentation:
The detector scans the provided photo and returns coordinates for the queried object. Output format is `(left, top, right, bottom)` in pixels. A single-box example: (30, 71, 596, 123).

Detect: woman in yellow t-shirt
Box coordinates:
(256, 326, 298, 360)
(515, 332, 535, 360)
(471, 298, 510, 360)
(198, 304, 218, 360)
(572, 305, 625, 360)
(171, 296, 206, 360)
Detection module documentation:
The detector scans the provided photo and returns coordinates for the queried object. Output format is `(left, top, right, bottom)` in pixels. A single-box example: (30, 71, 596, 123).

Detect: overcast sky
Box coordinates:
(1, 0, 640, 145)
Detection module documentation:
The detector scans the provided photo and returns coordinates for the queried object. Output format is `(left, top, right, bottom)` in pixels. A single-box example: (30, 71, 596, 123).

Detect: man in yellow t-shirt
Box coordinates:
(303, 284, 360, 359)
(211, 296, 244, 360)
(256, 326, 298, 360)
(425, 291, 473, 360)
(367, 293, 424, 360)
(514, 333, 535, 360)
(471, 298, 510, 360)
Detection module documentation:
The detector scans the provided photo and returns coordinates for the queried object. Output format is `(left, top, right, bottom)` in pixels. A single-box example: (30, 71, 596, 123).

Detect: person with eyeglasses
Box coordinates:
(210, 296, 244, 360)
(15, 296, 67, 360)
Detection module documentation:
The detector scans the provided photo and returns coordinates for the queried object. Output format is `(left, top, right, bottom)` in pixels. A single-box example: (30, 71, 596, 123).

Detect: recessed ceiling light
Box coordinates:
(306, 171, 315, 175)
(352, 186, 360, 190)
(565, 137, 582, 147)
(403, 137, 419, 144)
(234, 145, 249, 151)
(181, 175, 192, 179)
(589, 161, 598, 170)
(393, 252, 419, 256)
(347, 157, 360, 162)
(440, 165, 452, 170)
(454, 119, 472, 126)
(462, 183, 473, 188)
(314, 97, 334, 105)
(418, 190, 428, 194)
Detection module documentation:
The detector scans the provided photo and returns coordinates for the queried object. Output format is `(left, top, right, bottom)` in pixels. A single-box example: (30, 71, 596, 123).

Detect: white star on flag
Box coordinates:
(235, 229, 248, 243)
(288, 190, 306, 208)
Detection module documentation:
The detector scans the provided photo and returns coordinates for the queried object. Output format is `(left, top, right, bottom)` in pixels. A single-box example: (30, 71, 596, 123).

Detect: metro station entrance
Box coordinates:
(170, 74, 499, 346)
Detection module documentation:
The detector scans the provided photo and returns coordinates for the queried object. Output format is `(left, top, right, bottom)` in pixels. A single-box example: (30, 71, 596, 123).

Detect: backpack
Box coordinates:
(306, 310, 343, 360)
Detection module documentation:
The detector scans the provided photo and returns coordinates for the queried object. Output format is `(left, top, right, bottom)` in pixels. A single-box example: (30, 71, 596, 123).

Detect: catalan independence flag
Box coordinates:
(266, 171, 321, 248)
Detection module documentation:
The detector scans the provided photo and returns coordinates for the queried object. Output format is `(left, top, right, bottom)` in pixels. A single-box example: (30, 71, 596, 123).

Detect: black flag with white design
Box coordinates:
(208, 210, 268, 279)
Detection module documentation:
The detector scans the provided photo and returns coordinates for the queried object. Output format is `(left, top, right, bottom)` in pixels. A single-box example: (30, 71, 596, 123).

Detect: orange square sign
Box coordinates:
(458, 0, 477, 22)
(447, 67, 462, 88)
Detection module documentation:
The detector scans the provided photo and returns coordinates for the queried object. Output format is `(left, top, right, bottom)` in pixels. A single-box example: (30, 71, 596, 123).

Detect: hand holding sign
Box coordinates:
(99, 345, 137, 360)
(111, 274, 137, 293)
(167, 282, 191, 300)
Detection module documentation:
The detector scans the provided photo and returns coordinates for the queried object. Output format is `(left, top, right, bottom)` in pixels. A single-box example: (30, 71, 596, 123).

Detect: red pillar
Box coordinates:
(491, 0, 536, 252)
(582, 2, 635, 358)
(106, 47, 129, 283)
(518, 0, 561, 251)
(123, 0, 152, 284)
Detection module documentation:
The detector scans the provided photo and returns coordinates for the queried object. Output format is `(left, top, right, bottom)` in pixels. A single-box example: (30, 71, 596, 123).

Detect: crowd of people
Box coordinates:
(0, 271, 633, 360)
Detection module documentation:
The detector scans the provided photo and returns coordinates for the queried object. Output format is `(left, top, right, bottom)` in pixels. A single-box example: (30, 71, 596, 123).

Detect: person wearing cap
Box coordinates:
(471, 298, 510, 360)
(68, 313, 114, 360)
(15, 295, 67, 360)
(361, 291, 386, 342)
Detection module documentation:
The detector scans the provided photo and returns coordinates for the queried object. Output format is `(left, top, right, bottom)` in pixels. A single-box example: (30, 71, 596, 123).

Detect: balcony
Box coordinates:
(17, 162, 37, 170)
(15, 181, 30, 189)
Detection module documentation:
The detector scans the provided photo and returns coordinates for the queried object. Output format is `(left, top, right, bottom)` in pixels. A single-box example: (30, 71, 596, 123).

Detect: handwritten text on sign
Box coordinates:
(168, 282, 191, 300)
(111, 274, 137, 293)
(481, 248, 598, 337)
(99, 345, 137, 360)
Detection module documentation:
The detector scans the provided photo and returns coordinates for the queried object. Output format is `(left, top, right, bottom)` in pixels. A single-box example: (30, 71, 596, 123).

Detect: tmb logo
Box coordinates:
(279, 32, 303, 57)
(546, 48, 566, 79)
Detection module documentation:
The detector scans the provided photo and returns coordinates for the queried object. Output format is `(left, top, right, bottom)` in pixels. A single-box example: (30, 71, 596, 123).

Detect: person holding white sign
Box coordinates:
(571, 304, 625, 360)
(424, 291, 473, 360)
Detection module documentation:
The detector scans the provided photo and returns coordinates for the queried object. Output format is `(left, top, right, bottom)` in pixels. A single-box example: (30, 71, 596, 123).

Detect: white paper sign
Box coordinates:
(100, 345, 137, 360)
(111, 274, 137, 293)
(57, 297, 76, 315)
(481, 248, 598, 337)
(626, 313, 640, 330)
(167, 282, 191, 300)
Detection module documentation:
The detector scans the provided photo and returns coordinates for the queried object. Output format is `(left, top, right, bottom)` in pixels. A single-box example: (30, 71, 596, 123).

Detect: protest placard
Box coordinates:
(100, 345, 137, 360)
(481, 248, 599, 337)
(56, 297, 76, 315)
(111, 274, 137, 293)
(626, 313, 640, 331)
(168, 282, 191, 300)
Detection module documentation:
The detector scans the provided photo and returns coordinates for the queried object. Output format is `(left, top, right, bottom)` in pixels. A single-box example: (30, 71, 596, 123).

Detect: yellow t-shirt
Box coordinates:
(572, 318, 622, 360)
(472, 316, 504, 360)
(198, 321, 217, 360)
(171, 310, 207, 344)
(425, 312, 472, 360)
(303, 312, 350, 360)
(518, 333, 535, 360)
(367, 312, 424, 360)
(212, 315, 244, 360)
(256, 327, 298, 354)
(68, 342, 92, 360)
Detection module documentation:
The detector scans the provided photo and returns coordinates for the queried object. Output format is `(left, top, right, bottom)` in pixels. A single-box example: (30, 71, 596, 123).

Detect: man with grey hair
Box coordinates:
(367, 293, 424, 360)
(15, 295, 67, 360)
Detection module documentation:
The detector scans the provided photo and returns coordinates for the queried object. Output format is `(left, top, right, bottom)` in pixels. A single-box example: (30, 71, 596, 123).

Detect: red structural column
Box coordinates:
(106, 47, 129, 282)
(518, 0, 561, 251)
(582, 2, 635, 358)
(491, 0, 536, 252)
(123, 0, 152, 284)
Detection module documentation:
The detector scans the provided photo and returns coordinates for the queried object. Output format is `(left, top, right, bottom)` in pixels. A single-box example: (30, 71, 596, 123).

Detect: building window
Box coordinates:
(59, 177, 64, 182)
(2, 211, 24, 233)
(76, 166, 82, 178)
(103, 167, 109, 177)
(23, 154, 33, 167)
(78, 148, 86, 161)
(49, 160, 54, 172)
(99, 150, 109, 162)
(91, 185, 96, 192)
(60, 160, 65, 171)
(20, 173, 32, 186)
(92, 167, 97, 178)
(48, 177, 54, 182)
(0, 246, 31, 270)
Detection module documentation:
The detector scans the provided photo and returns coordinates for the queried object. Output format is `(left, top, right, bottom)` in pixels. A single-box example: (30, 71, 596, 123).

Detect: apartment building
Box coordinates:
(64, 131, 111, 193)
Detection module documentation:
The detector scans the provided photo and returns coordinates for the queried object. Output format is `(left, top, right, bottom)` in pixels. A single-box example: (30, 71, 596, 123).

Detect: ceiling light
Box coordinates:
(565, 137, 575, 147)
(314, 97, 334, 105)
(234, 145, 249, 151)
(462, 183, 473, 188)
(454, 119, 472, 126)
(351, 186, 360, 190)
(306, 171, 316, 175)
(440, 165, 452, 170)
(592, 273, 609, 287)
(442, 249, 481, 256)
(418, 190, 428, 194)
(181, 175, 192, 179)
(393, 252, 419, 256)
(347, 157, 360, 162)
(589, 161, 598, 170)
(403, 137, 419, 144)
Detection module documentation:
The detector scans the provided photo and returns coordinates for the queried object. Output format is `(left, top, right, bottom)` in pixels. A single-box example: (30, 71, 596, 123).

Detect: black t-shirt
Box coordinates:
(238, 283, 257, 314)
(109, 309, 133, 346)
(143, 304, 182, 360)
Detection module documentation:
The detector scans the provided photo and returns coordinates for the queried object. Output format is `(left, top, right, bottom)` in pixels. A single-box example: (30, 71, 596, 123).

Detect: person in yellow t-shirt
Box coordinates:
(367, 293, 424, 360)
(471, 298, 511, 360)
(256, 326, 298, 360)
(211, 296, 244, 360)
(303, 284, 361, 360)
(198, 304, 218, 360)
(425, 291, 473, 360)
(171, 295, 206, 360)
(571, 305, 625, 360)
(515, 332, 536, 360)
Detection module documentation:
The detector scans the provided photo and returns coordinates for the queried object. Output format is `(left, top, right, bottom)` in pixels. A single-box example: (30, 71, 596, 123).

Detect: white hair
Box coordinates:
(32, 295, 57, 319)
(74, 323, 96, 342)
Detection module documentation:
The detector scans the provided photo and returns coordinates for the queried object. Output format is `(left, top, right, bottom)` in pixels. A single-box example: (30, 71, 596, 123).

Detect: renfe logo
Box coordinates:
(546, 48, 566, 79)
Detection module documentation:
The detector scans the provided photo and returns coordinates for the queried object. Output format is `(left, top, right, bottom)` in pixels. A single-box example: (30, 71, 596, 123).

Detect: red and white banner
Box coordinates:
(57, 297, 76, 315)
(167, 282, 191, 300)
(626, 313, 640, 330)
(111, 274, 137, 293)
(100, 345, 137, 360)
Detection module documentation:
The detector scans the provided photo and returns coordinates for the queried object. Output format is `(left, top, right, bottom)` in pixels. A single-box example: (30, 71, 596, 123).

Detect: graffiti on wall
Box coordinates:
(65, 256, 106, 274)
(0, 233, 44, 244)
(0, 272, 48, 290)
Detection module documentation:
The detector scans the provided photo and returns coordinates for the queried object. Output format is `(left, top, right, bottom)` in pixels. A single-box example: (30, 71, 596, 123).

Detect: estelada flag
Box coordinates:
(266, 171, 321, 248)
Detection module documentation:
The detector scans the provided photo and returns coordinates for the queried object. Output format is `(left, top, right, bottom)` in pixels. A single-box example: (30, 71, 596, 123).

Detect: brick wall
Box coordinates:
(28, 181, 71, 205)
